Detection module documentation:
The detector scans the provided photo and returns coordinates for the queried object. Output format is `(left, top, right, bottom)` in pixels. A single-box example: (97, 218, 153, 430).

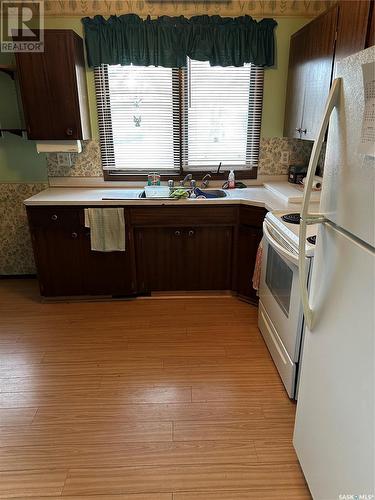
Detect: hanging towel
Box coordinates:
(84, 208, 125, 252)
(252, 237, 264, 292)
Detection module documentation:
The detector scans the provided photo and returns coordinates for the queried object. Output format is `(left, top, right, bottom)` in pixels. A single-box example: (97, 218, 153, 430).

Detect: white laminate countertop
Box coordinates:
(23, 185, 317, 212)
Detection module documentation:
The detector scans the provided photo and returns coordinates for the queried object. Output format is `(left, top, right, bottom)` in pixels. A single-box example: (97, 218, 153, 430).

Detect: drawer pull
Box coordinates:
(188, 230, 195, 237)
(71, 232, 78, 239)
(65, 128, 73, 136)
(51, 214, 58, 221)
(174, 230, 181, 237)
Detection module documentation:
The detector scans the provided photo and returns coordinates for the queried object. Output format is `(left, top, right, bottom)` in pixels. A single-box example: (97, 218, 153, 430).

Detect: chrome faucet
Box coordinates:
(180, 173, 193, 186)
(201, 174, 211, 188)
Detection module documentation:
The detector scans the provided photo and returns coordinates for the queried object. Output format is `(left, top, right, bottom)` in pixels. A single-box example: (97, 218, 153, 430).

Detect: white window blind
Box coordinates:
(95, 64, 181, 171)
(182, 59, 264, 170)
(95, 61, 263, 174)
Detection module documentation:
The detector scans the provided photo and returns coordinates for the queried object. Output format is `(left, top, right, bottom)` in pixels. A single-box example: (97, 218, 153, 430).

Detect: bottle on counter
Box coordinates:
(228, 170, 235, 189)
(148, 173, 161, 186)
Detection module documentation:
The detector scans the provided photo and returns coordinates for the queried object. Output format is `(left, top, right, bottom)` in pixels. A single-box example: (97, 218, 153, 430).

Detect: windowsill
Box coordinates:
(103, 169, 258, 182)
(48, 174, 288, 189)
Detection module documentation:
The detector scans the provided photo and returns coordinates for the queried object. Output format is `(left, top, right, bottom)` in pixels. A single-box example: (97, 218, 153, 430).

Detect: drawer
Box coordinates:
(27, 207, 82, 228)
(239, 205, 267, 227)
(129, 206, 237, 226)
(258, 301, 296, 398)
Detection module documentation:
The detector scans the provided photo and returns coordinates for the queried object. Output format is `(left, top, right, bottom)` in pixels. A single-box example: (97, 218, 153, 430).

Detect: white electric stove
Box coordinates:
(258, 210, 317, 399)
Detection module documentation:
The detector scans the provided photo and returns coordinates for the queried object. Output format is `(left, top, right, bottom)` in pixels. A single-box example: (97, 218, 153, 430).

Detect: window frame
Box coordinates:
(97, 64, 262, 181)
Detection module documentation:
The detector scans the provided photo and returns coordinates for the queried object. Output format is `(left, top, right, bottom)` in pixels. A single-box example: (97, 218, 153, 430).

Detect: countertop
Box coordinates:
(23, 186, 311, 212)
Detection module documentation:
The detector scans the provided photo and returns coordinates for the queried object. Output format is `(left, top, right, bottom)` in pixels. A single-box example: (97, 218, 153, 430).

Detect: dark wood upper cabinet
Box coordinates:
(283, 28, 308, 139)
(284, 6, 337, 141)
(16, 30, 91, 140)
(284, 2, 373, 140)
(335, 1, 372, 63)
(366, 1, 375, 48)
(302, 6, 338, 141)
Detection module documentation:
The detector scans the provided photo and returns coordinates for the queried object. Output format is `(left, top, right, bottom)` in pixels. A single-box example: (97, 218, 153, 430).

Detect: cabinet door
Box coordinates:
(301, 6, 338, 140)
(28, 209, 84, 297)
(135, 226, 233, 292)
(366, 2, 375, 48)
(284, 28, 308, 138)
(335, 1, 371, 63)
(135, 227, 186, 292)
(184, 227, 233, 290)
(16, 30, 89, 140)
(81, 226, 135, 296)
(236, 225, 263, 303)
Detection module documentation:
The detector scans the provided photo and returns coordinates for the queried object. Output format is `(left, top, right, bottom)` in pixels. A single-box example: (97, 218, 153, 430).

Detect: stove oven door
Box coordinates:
(259, 221, 309, 363)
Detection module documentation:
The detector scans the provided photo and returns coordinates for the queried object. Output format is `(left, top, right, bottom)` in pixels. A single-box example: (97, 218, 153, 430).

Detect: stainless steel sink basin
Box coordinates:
(195, 189, 227, 198)
(138, 188, 227, 199)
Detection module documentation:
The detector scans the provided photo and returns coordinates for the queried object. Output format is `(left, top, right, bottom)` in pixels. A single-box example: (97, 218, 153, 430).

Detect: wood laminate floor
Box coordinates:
(0, 279, 311, 499)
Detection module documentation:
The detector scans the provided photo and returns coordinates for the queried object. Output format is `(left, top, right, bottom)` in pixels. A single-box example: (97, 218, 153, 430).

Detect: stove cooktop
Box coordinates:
(281, 213, 301, 225)
(265, 210, 318, 257)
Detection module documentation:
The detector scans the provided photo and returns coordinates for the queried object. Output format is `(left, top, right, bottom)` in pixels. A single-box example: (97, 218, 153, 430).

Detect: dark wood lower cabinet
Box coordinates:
(81, 232, 135, 296)
(27, 204, 266, 299)
(29, 219, 84, 297)
(185, 226, 232, 290)
(135, 227, 186, 292)
(236, 224, 263, 302)
(135, 226, 232, 292)
(27, 207, 135, 297)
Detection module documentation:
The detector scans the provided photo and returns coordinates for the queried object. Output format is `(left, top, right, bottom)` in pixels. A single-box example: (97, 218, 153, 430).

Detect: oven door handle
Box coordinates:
(263, 222, 299, 266)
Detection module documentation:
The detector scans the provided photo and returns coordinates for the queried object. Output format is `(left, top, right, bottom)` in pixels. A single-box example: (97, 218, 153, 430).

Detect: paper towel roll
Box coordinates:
(36, 140, 82, 153)
(302, 176, 323, 191)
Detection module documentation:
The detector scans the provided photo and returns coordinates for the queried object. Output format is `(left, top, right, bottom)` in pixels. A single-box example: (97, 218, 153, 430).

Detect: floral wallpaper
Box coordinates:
(0, 183, 48, 275)
(42, 0, 334, 18)
(47, 137, 321, 177)
(47, 140, 102, 177)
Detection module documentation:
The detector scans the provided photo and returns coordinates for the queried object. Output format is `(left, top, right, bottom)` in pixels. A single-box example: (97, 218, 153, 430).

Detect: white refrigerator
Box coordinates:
(294, 47, 375, 499)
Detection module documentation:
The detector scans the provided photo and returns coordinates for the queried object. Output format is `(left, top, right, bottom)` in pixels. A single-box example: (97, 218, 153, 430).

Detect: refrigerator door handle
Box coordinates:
(299, 78, 341, 330)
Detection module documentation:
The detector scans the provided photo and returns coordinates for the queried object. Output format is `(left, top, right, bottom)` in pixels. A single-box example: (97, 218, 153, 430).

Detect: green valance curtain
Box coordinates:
(82, 14, 277, 68)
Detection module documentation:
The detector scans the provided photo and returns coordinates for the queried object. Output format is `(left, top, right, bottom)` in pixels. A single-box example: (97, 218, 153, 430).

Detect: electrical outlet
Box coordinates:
(280, 151, 290, 165)
(57, 153, 72, 167)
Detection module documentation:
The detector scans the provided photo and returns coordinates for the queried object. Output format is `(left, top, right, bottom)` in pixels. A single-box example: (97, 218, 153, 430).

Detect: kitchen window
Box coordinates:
(95, 59, 264, 180)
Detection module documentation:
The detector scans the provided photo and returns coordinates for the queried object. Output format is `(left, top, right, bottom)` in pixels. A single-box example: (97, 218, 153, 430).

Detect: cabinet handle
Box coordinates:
(174, 230, 181, 237)
(295, 128, 301, 133)
(301, 128, 307, 135)
(71, 232, 78, 239)
(65, 128, 73, 136)
(51, 214, 58, 221)
(188, 230, 195, 237)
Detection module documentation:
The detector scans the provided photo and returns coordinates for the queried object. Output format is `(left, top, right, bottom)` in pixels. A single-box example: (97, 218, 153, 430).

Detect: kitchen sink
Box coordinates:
(138, 188, 227, 199)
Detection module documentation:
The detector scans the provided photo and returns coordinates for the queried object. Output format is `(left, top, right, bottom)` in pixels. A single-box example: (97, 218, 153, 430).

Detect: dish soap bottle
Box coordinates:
(228, 170, 235, 189)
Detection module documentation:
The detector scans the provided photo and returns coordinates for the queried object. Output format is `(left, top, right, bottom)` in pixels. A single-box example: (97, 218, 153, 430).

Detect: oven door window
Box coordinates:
(265, 245, 293, 317)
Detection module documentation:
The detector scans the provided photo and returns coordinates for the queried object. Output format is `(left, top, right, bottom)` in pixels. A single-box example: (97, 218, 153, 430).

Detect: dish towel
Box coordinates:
(84, 208, 125, 252)
(252, 237, 264, 292)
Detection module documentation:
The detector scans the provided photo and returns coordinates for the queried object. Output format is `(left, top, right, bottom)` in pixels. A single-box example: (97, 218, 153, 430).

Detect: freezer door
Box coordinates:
(293, 223, 375, 499)
(321, 47, 375, 247)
